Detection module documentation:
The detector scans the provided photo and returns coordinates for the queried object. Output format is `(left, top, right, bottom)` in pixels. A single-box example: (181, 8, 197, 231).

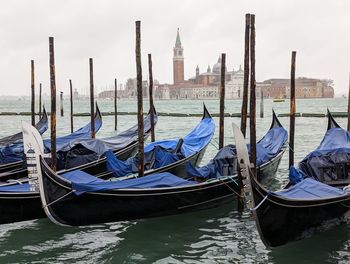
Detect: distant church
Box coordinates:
(156, 29, 244, 100)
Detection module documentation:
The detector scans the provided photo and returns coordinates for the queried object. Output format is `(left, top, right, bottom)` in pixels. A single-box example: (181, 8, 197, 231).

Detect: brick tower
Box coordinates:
(173, 28, 184, 85)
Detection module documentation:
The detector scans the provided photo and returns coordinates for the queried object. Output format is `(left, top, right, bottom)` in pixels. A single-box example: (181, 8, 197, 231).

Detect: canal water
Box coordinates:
(0, 98, 349, 263)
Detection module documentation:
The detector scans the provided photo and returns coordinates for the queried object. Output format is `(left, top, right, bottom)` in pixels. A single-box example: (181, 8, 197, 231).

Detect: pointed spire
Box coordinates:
(175, 28, 182, 48)
(239, 64, 242, 71)
(207, 65, 211, 73)
(196, 65, 199, 70)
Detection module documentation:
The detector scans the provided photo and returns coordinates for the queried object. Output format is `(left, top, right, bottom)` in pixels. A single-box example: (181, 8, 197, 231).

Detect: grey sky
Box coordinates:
(0, 0, 349, 96)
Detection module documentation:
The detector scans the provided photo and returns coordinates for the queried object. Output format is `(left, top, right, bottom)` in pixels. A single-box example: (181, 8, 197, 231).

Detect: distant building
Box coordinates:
(154, 29, 243, 100)
(257, 78, 334, 99)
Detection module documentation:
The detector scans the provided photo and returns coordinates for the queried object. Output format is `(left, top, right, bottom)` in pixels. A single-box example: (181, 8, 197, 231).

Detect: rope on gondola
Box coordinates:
(250, 193, 270, 211)
(210, 138, 219, 150)
(218, 176, 242, 198)
(286, 142, 294, 153)
(43, 190, 74, 208)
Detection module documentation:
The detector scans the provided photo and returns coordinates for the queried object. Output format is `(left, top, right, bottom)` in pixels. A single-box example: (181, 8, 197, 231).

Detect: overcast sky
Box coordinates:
(0, 0, 349, 96)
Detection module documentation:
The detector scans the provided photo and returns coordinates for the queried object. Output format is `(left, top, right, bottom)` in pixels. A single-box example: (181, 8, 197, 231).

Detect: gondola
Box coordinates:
(0, 107, 48, 173)
(0, 106, 158, 182)
(236, 112, 350, 248)
(0, 105, 210, 225)
(26, 111, 287, 226)
(0, 106, 103, 182)
(0, 105, 102, 175)
(100, 105, 215, 179)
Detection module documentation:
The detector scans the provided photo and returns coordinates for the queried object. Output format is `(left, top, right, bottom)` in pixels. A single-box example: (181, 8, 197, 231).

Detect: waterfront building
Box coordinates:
(257, 77, 334, 98)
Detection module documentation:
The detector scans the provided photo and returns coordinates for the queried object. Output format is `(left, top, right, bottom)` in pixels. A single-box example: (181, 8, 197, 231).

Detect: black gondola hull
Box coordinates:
(250, 176, 350, 247)
(41, 160, 239, 226)
(0, 192, 45, 224)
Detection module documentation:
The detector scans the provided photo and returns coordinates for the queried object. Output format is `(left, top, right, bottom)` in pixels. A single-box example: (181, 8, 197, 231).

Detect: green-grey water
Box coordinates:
(0, 98, 349, 263)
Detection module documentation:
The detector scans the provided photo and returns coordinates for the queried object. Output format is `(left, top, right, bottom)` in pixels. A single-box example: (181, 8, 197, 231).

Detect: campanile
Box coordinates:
(173, 28, 184, 85)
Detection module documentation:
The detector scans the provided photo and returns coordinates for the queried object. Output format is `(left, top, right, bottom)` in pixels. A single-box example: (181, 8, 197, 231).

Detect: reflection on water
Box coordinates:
(0, 98, 349, 263)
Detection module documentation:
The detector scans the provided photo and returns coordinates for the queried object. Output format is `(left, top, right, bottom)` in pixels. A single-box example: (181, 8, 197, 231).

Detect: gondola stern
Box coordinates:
(270, 109, 283, 129)
(327, 109, 340, 130)
(95, 103, 102, 121)
(202, 103, 212, 119)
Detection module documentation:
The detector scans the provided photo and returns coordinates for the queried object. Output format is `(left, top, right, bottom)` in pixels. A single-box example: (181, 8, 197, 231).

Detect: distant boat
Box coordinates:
(273, 98, 285, 103)
(273, 95, 285, 102)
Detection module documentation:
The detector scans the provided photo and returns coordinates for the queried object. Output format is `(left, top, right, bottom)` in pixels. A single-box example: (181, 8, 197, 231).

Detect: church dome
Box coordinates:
(212, 57, 222, 74)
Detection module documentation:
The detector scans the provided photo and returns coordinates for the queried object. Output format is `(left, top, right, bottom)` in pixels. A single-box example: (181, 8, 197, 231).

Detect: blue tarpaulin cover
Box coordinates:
(273, 178, 350, 200)
(62, 113, 158, 169)
(43, 117, 102, 152)
(0, 183, 31, 192)
(299, 127, 350, 181)
(186, 126, 287, 179)
(106, 116, 215, 177)
(0, 112, 102, 165)
(62, 170, 194, 195)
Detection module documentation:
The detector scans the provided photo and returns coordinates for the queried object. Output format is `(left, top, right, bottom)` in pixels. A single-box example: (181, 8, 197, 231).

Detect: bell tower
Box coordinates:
(173, 28, 184, 85)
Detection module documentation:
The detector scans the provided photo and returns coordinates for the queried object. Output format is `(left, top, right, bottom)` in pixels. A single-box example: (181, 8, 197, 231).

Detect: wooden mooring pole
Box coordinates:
(136, 21, 144, 177)
(249, 14, 256, 176)
(289, 51, 296, 168)
(260, 90, 264, 118)
(240, 13, 250, 137)
(69, 80, 74, 133)
(39, 83, 42, 118)
(148, 53, 155, 142)
(219, 53, 226, 149)
(89, 58, 95, 139)
(49, 37, 57, 171)
(60, 91, 64, 117)
(31, 60, 35, 126)
(114, 78, 118, 131)
(348, 72, 350, 131)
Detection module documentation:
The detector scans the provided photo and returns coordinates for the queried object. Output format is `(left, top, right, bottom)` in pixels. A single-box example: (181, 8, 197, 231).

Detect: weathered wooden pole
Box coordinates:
(89, 58, 95, 139)
(69, 79, 74, 133)
(219, 53, 226, 149)
(31, 60, 35, 126)
(289, 51, 296, 168)
(348, 72, 350, 131)
(38, 83, 42, 118)
(114, 78, 118, 131)
(60, 91, 64, 117)
(148, 53, 155, 142)
(260, 90, 264, 118)
(49, 37, 57, 171)
(240, 13, 250, 137)
(136, 21, 144, 177)
(249, 14, 257, 176)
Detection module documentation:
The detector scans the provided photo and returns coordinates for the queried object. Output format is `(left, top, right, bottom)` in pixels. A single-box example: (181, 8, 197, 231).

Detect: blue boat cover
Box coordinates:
(299, 127, 350, 181)
(106, 117, 215, 177)
(255, 127, 288, 166)
(0, 183, 31, 192)
(273, 178, 350, 200)
(186, 126, 287, 179)
(43, 117, 102, 152)
(62, 113, 158, 169)
(62, 170, 194, 195)
(0, 113, 102, 165)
